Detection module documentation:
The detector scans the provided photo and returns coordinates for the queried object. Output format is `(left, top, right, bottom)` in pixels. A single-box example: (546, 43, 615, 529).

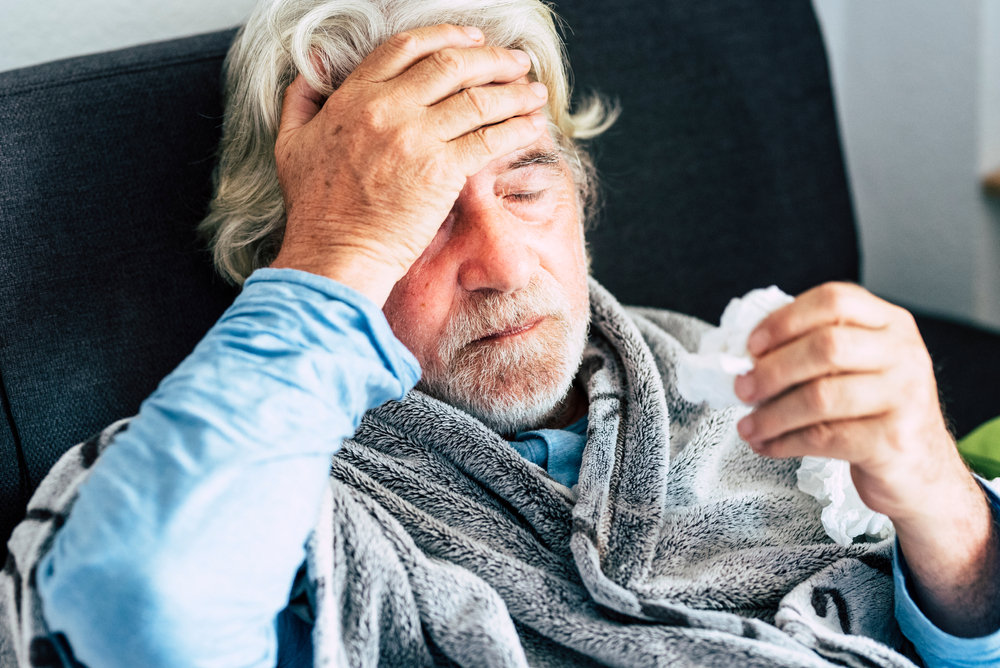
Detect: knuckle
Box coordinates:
(895, 305, 918, 331)
(385, 126, 411, 152)
(882, 413, 904, 443)
(356, 105, 383, 131)
(463, 86, 494, 119)
(804, 422, 836, 449)
(812, 328, 842, 367)
(806, 378, 836, 415)
(474, 127, 503, 156)
(818, 282, 848, 313)
(429, 48, 464, 78)
(387, 31, 421, 57)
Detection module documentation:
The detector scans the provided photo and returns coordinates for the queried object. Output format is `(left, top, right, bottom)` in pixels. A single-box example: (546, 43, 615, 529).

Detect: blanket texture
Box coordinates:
(0, 279, 920, 667)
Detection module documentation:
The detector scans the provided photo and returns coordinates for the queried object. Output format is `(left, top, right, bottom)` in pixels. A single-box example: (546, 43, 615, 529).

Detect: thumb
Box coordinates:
(278, 73, 326, 135)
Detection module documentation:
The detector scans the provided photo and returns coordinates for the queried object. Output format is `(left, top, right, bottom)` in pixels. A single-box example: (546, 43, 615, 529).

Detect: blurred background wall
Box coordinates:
(3, 0, 1000, 332)
(813, 0, 1000, 332)
(0, 0, 256, 72)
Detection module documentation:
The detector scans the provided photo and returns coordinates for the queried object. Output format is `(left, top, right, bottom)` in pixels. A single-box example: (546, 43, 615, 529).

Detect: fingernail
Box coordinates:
(747, 328, 769, 355)
(511, 49, 531, 67)
(734, 373, 754, 401)
(530, 113, 547, 128)
(462, 26, 483, 41)
(737, 416, 755, 440)
(528, 81, 547, 98)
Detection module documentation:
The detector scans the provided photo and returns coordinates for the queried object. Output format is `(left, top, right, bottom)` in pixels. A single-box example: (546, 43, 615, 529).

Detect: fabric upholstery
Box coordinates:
(914, 314, 1000, 441)
(0, 31, 240, 551)
(0, 393, 23, 539)
(557, 0, 858, 323)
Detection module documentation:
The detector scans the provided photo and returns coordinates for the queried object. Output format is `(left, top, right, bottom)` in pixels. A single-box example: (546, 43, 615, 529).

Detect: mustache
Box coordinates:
(437, 279, 566, 362)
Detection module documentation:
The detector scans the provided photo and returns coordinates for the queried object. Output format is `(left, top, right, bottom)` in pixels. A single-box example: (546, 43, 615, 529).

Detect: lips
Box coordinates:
(477, 317, 543, 342)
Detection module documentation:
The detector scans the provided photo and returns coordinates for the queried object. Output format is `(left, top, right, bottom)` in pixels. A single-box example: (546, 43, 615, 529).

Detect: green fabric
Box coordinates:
(958, 416, 1000, 480)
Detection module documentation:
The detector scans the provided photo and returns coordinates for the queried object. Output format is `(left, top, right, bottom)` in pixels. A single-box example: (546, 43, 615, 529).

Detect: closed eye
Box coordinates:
(506, 190, 545, 203)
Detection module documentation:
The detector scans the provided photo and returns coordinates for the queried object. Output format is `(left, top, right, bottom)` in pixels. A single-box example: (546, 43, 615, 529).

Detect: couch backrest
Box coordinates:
(0, 0, 856, 552)
(0, 31, 241, 549)
(557, 0, 857, 320)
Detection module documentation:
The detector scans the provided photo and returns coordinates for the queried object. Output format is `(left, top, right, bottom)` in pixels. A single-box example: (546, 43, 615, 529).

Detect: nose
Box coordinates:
(452, 189, 539, 294)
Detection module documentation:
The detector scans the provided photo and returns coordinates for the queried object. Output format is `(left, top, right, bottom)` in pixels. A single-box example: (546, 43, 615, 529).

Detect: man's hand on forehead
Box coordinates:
(271, 24, 550, 306)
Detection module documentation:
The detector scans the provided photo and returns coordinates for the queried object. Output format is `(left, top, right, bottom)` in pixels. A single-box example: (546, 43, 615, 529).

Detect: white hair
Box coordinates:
(199, 0, 617, 284)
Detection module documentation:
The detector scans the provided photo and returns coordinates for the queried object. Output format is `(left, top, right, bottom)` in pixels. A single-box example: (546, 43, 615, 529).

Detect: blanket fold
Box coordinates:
(0, 279, 918, 668)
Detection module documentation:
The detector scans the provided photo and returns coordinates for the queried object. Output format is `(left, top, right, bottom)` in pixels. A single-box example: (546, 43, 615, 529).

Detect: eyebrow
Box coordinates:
(504, 147, 563, 172)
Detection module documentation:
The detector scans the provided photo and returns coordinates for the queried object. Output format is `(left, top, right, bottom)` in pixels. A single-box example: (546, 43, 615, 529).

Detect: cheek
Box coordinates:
(545, 200, 589, 314)
(565, 245, 590, 320)
(382, 266, 453, 365)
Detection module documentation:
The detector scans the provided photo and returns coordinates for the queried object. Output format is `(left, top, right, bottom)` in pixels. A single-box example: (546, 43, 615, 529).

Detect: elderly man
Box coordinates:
(2, 0, 998, 667)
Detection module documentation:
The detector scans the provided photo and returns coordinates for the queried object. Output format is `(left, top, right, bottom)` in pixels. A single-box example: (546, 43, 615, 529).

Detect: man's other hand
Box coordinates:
(734, 282, 999, 637)
(733, 282, 956, 517)
(271, 24, 549, 306)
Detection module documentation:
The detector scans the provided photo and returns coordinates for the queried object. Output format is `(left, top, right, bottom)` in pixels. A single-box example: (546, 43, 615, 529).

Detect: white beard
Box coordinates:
(417, 278, 589, 435)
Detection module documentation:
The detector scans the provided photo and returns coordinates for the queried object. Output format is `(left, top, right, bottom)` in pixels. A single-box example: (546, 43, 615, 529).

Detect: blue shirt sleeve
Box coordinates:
(893, 477, 1000, 668)
(36, 268, 420, 668)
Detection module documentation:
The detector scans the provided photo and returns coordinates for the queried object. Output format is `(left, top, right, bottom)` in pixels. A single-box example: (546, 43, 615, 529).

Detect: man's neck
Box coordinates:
(539, 382, 588, 431)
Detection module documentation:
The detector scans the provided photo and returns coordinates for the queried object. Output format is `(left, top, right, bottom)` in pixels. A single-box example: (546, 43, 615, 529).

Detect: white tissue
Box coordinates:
(676, 286, 794, 409)
(676, 286, 893, 548)
(796, 457, 894, 547)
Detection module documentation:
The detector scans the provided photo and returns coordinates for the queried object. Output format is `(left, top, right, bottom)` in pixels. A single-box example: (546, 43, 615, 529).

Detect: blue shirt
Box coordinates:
(509, 417, 589, 488)
(37, 269, 421, 668)
(35, 269, 1000, 667)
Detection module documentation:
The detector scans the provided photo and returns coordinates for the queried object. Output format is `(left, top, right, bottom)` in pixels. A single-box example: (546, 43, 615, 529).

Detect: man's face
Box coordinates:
(382, 129, 590, 434)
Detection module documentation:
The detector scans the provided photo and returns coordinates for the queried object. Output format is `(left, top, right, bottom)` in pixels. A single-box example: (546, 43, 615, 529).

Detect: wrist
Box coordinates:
(852, 428, 966, 523)
(891, 469, 988, 541)
(270, 244, 404, 307)
(894, 484, 999, 637)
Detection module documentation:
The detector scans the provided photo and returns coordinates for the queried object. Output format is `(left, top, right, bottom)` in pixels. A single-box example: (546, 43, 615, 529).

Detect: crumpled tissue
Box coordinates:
(676, 286, 793, 409)
(796, 457, 894, 547)
(676, 286, 894, 548)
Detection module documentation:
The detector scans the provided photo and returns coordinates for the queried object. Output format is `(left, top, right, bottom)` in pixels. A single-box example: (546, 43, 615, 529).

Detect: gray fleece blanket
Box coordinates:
(0, 279, 921, 667)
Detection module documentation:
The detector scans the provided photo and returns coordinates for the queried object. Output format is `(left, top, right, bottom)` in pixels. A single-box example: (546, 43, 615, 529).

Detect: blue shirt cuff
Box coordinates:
(893, 476, 1000, 667)
(244, 268, 421, 390)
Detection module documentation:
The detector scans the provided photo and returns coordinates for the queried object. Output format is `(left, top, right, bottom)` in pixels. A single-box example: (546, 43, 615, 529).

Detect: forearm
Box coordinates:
(895, 472, 1000, 638)
(35, 269, 419, 668)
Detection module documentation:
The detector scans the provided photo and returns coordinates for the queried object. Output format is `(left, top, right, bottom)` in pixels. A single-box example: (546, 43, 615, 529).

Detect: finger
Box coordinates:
(394, 45, 534, 107)
(748, 283, 901, 357)
(353, 24, 485, 83)
(736, 325, 895, 404)
(737, 372, 894, 446)
(747, 414, 890, 463)
(448, 112, 548, 176)
(278, 73, 327, 134)
(428, 81, 547, 141)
